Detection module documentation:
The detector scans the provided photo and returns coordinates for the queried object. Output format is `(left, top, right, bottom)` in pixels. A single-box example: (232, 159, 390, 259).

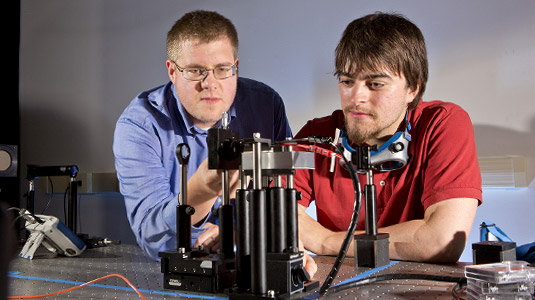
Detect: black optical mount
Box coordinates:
(351, 146, 391, 270)
(159, 142, 236, 293)
(159, 113, 317, 298)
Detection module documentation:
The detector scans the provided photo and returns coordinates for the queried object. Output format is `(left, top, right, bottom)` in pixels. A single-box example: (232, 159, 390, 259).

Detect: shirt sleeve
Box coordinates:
(112, 115, 177, 260)
(113, 115, 215, 260)
(418, 105, 482, 210)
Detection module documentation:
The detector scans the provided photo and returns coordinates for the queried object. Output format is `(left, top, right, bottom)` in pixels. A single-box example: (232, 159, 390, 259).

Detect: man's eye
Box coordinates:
(339, 79, 353, 86)
(368, 81, 384, 89)
(217, 66, 231, 72)
(186, 69, 202, 74)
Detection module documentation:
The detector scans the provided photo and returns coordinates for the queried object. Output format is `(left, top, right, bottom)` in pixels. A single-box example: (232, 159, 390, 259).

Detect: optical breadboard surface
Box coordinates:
(9, 244, 467, 299)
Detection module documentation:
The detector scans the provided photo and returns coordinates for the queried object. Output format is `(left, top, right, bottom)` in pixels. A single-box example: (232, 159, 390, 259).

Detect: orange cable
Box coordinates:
(9, 273, 146, 300)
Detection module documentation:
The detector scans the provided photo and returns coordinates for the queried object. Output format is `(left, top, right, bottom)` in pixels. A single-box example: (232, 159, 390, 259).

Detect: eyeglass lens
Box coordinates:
(182, 66, 235, 80)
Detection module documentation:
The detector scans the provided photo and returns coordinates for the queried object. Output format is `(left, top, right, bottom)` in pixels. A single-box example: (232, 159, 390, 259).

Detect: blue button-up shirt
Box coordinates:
(113, 77, 292, 260)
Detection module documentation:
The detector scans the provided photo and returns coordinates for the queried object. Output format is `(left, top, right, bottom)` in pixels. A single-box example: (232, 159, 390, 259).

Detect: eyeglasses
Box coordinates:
(173, 61, 238, 81)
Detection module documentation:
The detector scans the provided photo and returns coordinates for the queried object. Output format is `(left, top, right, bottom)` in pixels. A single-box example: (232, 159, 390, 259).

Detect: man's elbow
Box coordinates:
(422, 231, 468, 263)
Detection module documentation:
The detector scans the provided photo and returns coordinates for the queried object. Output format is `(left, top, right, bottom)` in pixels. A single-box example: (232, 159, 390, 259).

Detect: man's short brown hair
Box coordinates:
(335, 12, 428, 109)
(167, 10, 239, 61)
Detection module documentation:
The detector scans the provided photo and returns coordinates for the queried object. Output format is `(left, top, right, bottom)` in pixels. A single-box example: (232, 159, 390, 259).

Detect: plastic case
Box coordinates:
(465, 261, 535, 300)
(465, 261, 535, 284)
(466, 288, 533, 300)
(467, 278, 534, 294)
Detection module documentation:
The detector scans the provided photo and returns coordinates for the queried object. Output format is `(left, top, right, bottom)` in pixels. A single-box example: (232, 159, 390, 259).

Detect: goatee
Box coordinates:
(343, 105, 376, 145)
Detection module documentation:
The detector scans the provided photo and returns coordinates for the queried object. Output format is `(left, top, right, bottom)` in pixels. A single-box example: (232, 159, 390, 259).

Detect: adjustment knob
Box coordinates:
(185, 206, 195, 215)
(390, 142, 404, 153)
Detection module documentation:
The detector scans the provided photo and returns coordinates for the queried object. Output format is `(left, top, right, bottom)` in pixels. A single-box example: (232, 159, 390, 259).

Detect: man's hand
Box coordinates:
(193, 222, 220, 253)
(303, 250, 318, 280)
(189, 159, 226, 199)
(186, 159, 240, 225)
(295, 235, 317, 279)
(297, 204, 352, 256)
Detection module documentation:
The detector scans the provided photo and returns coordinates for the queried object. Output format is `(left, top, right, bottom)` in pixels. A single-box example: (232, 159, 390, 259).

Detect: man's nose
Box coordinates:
(350, 83, 369, 104)
(200, 70, 218, 89)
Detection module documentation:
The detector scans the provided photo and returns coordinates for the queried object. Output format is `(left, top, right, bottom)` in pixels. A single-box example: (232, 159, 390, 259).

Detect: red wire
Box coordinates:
(281, 143, 343, 160)
(9, 273, 146, 300)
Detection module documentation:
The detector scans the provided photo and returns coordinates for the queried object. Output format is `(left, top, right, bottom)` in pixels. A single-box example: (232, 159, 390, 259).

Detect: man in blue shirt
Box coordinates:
(112, 10, 292, 263)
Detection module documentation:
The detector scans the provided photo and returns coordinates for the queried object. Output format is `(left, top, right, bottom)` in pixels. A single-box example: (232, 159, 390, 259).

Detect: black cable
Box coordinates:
(63, 185, 69, 222)
(306, 138, 469, 299)
(10, 214, 26, 228)
(323, 273, 467, 297)
(318, 143, 362, 295)
(8, 207, 25, 228)
(278, 136, 333, 145)
(40, 176, 54, 214)
(7, 207, 22, 213)
(62, 183, 82, 233)
(77, 193, 82, 234)
(8, 207, 44, 229)
(452, 280, 467, 300)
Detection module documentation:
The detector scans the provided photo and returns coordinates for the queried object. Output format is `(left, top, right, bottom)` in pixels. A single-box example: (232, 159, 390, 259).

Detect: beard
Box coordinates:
(343, 105, 378, 145)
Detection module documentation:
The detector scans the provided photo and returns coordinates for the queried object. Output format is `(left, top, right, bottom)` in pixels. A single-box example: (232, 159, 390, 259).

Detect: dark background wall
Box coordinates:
(1, 2, 21, 298)
(0, 1, 20, 211)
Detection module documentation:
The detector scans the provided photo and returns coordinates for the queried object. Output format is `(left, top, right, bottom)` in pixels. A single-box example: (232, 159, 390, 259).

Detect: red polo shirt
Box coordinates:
(293, 101, 482, 231)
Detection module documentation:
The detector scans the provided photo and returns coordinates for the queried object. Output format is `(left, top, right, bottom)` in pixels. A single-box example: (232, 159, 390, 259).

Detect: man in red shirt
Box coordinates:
(296, 12, 482, 267)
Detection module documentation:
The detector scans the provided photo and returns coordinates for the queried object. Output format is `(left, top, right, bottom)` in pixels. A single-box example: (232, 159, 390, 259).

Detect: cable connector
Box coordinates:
(307, 136, 333, 144)
(18, 208, 44, 224)
(281, 136, 333, 145)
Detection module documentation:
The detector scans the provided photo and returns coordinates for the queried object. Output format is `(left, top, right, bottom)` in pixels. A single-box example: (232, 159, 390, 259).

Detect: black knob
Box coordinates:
(390, 142, 404, 153)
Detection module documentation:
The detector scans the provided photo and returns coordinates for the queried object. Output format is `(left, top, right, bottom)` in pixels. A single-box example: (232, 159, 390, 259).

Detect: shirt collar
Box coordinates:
(171, 83, 238, 135)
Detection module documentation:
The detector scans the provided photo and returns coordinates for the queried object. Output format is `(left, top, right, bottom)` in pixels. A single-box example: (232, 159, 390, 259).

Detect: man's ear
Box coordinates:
(407, 81, 420, 104)
(166, 59, 176, 84)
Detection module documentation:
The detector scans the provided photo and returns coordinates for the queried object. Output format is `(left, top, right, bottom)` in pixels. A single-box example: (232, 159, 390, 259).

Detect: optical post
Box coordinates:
(341, 115, 411, 270)
(351, 146, 390, 269)
(159, 140, 236, 293)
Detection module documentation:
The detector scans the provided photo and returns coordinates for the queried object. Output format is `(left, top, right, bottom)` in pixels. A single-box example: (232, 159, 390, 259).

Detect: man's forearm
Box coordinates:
(300, 218, 464, 262)
(186, 175, 219, 225)
(385, 198, 478, 263)
(298, 198, 478, 263)
(383, 219, 466, 263)
(298, 204, 360, 255)
(186, 166, 240, 225)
